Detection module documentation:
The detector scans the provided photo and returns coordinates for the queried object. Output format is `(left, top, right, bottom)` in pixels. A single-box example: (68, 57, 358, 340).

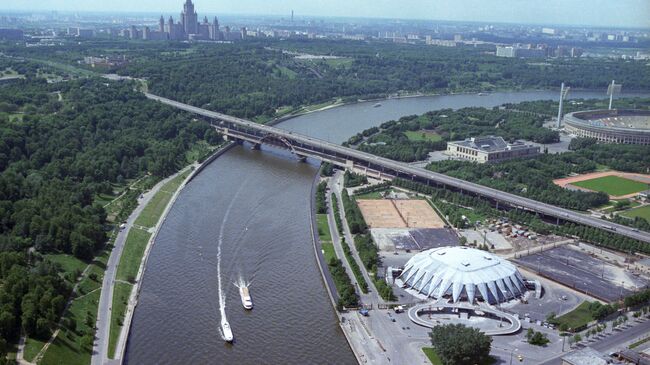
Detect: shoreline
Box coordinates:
(308, 171, 364, 365)
(266, 87, 650, 126)
(111, 143, 233, 364)
(112, 164, 195, 362)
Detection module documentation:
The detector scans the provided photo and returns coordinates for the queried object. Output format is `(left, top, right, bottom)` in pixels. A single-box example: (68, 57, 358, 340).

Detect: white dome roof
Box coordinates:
(399, 246, 526, 304)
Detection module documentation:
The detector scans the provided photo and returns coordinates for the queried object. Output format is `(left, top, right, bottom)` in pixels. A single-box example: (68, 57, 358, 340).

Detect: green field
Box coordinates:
(316, 214, 336, 263)
(116, 228, 151, 283)
(38, 249, 110, 365)
(404, 130, 443, 142)
(422, 348, 443, 365)
(620, 205, 650, 222)
(108, 282, 133, 359)
(354, 189, 390, 200)
(572, 175, 648, 196)
(421, 348, 495, 365)
(552, 301, 594, 330)
(134, 169, 190, 228)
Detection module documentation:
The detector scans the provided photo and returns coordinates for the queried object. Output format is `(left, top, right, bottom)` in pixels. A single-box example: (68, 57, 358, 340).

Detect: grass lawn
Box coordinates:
(115, 227, 151, 283)
(422, 348, 443, 365)
(134, 169, 190, 228)
(620, 205, 650, 222)
(276, 65, 298, 79)
(39, 289, 100, 365)
(316, 214, 336, 263)
(44, 254, 87, 284)
(404, 130, 443, 142)
(108, 282, 133, 359)
(38, 247, 110, 365)
(133, 190, 172, 228)
(354, 189, 390, 200)
(23, 337, 47, 362)
(572, 175, 648, 196)
(552, 301, 594, 330)
(422, 348, 496, 365)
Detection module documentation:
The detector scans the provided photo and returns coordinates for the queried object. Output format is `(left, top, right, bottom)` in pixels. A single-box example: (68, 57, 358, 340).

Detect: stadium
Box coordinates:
(564, 109, 650, 145)
(398, 246, 528, 304)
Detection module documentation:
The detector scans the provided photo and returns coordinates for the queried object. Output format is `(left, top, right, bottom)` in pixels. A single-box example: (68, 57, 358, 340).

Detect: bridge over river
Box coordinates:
(145, 93, 650, 245)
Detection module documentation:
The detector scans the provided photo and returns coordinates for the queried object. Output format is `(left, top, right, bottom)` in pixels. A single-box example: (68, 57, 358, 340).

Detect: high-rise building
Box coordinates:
(181, 0, 198, 35)
(159, 16, 165, 33)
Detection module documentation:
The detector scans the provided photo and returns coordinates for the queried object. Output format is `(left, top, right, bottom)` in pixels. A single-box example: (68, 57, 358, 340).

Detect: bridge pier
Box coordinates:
(251, 143, 261, 150)
(296, 154, 307, 162)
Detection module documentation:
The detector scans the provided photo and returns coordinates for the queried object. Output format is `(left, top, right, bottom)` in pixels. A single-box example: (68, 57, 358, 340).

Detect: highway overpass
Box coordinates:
(145, 93, 650, 245)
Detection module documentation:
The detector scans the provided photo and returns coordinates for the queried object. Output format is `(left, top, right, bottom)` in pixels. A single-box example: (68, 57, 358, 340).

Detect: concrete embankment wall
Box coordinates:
(309, 172, 340, 308)
(186, 142, 235, 184)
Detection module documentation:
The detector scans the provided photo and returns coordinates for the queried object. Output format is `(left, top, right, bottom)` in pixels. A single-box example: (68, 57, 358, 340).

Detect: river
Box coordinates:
(125, 90, 648, 364)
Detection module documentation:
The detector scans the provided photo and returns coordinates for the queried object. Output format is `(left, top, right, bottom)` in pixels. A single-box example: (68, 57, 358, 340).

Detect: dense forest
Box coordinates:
(6, 39, 648, 120)
(0, 64, 220, 354)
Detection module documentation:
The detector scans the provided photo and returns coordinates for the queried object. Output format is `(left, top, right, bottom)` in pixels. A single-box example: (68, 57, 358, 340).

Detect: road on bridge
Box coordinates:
(145, 93, 650, 245)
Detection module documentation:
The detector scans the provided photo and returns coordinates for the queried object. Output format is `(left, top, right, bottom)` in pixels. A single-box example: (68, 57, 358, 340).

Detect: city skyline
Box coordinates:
(3, 0, 650, 28)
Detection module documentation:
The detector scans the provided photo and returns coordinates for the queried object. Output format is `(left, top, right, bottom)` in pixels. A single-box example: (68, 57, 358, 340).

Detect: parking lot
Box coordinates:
(514, 245, 648, 302)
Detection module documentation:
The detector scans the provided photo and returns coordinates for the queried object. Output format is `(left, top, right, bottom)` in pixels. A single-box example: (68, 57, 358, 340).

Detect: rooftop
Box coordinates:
(449, 136, 534, 152)
(562, 347, 608, 365)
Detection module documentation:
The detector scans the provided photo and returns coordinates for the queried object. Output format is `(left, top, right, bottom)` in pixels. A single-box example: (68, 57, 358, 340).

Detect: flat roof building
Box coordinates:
(446, 136, 540, 163)
(561, 348, 608, 365)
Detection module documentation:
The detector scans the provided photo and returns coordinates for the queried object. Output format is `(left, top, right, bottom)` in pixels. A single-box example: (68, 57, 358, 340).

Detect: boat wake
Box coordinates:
(217, 186, 244, 342)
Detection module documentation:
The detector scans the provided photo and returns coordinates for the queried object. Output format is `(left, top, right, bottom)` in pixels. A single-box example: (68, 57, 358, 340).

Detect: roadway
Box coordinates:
(92, 173, 180, 365)
(538, 318, 650, 365)
(145, 93, 650, 245)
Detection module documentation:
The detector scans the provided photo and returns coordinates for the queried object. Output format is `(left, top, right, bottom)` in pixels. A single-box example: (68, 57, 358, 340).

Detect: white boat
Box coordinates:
(221, 317, 233, 342)
(239, 286, 253, 310)
(373, 102, 382, 107)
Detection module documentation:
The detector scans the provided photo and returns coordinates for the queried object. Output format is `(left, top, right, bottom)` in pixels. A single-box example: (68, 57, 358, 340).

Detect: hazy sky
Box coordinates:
(6, 0, 650, 28)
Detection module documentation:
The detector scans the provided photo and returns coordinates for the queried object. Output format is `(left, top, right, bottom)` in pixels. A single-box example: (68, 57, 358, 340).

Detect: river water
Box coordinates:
(125, 90, 648, 364)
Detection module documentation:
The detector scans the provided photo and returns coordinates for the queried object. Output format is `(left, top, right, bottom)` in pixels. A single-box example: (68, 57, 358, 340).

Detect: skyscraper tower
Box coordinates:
(182, 0, 198, 35)
(291, 10, 294, 22)
(159, 15, 165, 33)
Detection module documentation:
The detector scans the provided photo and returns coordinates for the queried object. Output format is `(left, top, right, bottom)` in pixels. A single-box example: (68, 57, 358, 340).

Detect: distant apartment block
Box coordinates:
(0, 28, 24, 40)
(446, 136, 540, 163)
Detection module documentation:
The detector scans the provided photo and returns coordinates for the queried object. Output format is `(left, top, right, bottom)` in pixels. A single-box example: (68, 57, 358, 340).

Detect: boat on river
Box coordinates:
(373, 102, 382, 107)
(240, 286, 253, 310)
(221, 317, 233, 342)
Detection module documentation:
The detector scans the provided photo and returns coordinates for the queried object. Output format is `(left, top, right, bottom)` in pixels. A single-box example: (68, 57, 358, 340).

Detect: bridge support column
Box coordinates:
(495, 201, 499, 210)
(296, 154, 307, 162)
(251, 143, 261, 150)
(556, 217, 560, 225)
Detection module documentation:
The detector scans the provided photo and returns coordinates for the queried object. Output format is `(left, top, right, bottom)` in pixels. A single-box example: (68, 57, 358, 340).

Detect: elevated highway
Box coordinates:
(145, 93, 650, 244)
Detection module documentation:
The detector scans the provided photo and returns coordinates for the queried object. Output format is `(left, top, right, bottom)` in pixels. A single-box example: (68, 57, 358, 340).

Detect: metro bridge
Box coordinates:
(145, 93, 650, 245)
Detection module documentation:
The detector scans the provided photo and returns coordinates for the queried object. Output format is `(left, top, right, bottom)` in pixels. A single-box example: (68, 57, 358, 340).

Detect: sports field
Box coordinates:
(571, 175, 648, 197)
(357, 199, 445, 229)
(620, 205, 650, 222)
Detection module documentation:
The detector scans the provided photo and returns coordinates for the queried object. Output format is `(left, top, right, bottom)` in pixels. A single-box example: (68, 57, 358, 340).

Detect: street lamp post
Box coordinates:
(509, 348, 519, 365)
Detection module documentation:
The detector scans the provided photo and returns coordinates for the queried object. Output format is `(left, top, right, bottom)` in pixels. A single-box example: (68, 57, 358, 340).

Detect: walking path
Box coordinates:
(326, 177, 373, 304)
(92, 166, 192, 365)
(330, 171, 383, 305)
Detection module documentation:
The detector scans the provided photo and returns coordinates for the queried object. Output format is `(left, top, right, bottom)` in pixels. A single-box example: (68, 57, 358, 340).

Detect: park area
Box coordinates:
(356, 199, 445, 229)
(553, 171, 650, 198)
(620, 205, 650, 222)
(404, 130, 442, 142)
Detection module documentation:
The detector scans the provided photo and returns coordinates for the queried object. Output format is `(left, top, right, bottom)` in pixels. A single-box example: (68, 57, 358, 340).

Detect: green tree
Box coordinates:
(430, 324, 492, 365)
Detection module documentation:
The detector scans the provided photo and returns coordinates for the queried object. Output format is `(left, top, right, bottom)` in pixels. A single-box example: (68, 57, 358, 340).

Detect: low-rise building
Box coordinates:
(561, 347, 608, 365)
(446, 136, 540, 163)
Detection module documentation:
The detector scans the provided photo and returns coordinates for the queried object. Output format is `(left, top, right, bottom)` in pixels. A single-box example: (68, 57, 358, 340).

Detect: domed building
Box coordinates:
(398, 246, 527, 304)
